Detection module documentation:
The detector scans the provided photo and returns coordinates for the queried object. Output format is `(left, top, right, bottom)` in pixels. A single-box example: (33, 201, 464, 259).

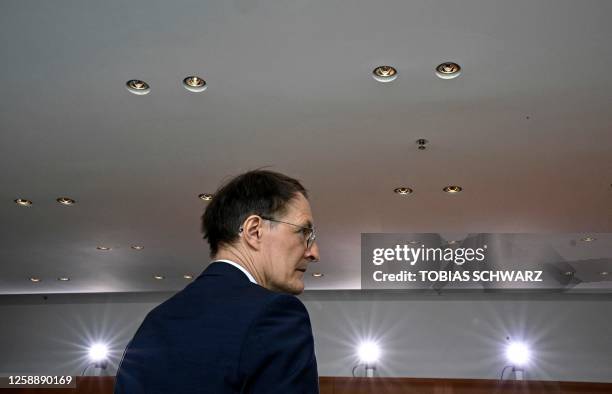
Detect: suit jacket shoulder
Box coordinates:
(114, 261, 319, 394)
(238, 292, 319, 394)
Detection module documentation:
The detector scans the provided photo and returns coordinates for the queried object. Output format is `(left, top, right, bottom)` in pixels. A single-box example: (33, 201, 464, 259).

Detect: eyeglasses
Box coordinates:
(260, 216, 316, 250)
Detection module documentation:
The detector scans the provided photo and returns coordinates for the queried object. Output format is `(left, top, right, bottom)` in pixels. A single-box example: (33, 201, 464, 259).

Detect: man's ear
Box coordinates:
(240, 215, 264, 250)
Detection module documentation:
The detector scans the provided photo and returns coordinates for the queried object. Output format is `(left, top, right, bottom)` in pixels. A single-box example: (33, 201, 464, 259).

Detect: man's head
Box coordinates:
(202, 170, 320, 294)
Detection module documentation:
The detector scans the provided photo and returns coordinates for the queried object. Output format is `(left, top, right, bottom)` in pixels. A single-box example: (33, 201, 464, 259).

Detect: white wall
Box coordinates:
(1, 291, 611, 382)
(301, 291, 612, 382)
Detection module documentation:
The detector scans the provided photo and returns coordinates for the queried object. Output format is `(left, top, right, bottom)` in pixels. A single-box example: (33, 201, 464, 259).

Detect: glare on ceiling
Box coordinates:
(96, 246, 111, 251)
(154, 275, 164, 280)
(581, 237, 596, 242)
(312, 272, 324, 278)
(57, 277, 70, 281)
(126, 80, 150, 95)
(56, 197, 76, 206)
(29, 277, 41, 282)
(183, 76, 207, 92)
(435, 62, 461, 79)
(394, 187, 413, 195)
(183, 274, 193, 280)
(372, 66, 398, 83)
(14, 198, 32, 207)
(131, 245, 144, 250)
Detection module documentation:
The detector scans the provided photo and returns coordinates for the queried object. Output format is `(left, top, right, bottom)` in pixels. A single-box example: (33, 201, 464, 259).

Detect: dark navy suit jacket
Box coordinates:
(114, 261, 319, 394)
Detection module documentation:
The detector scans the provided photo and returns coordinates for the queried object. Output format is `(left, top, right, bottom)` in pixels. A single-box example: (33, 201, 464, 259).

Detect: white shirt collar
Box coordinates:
(214, 259, 258, 285)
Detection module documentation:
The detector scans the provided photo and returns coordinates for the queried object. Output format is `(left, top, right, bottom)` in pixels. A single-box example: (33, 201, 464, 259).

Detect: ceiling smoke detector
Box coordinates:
(416, 139, 428, 150)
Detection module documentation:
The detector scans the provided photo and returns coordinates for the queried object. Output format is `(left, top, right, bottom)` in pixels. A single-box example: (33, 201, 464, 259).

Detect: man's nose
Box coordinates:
(305, 242, 320, 262)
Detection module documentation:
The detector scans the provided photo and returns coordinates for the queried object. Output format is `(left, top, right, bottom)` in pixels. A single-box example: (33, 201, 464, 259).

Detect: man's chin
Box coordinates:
(270, 280, 304, 295)
(291, 286, 304, 295)
(286, 280, 305, 295)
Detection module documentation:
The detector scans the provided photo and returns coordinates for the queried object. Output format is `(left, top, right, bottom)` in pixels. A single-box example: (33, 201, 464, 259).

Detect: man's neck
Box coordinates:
(214, 250, 265, 287)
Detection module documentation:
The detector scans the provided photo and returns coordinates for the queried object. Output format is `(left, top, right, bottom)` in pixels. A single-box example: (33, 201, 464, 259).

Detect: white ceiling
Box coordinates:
(1, 0, 611, 294)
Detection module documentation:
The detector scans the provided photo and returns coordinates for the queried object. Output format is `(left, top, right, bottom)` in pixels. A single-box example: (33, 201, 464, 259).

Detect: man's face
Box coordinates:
(261, 193, 320, 295)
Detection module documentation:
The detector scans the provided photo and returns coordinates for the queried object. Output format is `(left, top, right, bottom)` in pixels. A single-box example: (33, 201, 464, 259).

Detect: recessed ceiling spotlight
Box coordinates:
(183, 76, 207, 92)
(198, 193, 213, 201)
(408, 240, 420, 245)
(154, 275, 165, 280)
(448, 240, 459, 245)
(601, 271, 609, 276)
(57, 277, 70, 281)
(564, 271, 574, 276)
(394, 187, 413, 195)
(126, 80, 150, 95)
(131, 245, 144, 250)
(56, 197, 76, 206)
(30, 277, 41, 283)
(14, 198, 33, 207)
(183, 274, 193, 280)
(312, 272, 324, 278)
(443, 185, 463, 194)
(435, 62, 462, 79)
(372, 65, 398, 83)
(96, 246, 111, 251)
(581, 237, 596, 242)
